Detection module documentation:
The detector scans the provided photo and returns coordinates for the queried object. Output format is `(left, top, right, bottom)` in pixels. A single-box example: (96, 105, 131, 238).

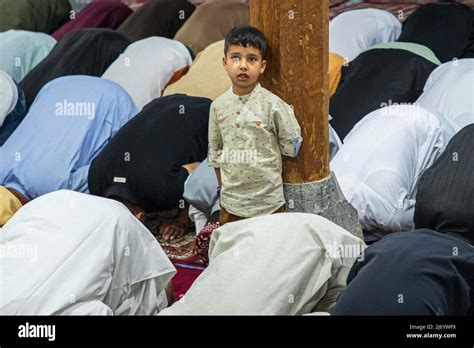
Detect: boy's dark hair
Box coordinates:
(224, 25, 267, 58)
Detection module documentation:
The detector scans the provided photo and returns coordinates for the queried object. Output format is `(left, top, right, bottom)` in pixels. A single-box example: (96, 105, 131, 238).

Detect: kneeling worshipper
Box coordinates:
(174, 1, 250, 55)
(332, 125, 474, 316)
(117, 0, 195, 42)
(159, 213, 365, 315)
(417, 58, 474, 131)
(21, 28, 130, 108)
(163, 40, 231, 101)
(329, 8, 401, 62)
(397, 2, 474, 63)
(0, 190, 176, 315)
(183, 158, 220, 235)
(102, 37, 192, 110)
(328, 53, 345, 97)
(0, 30, 56, 83)
(88, 94, 211, 242)
(331, 104, 455, 235)
(0, 76, 138, 217)
(329, 41, 440, 140)
(0, 71, 26, 146)
(0, 0, 71, 34)
(52, 1, 133, 41)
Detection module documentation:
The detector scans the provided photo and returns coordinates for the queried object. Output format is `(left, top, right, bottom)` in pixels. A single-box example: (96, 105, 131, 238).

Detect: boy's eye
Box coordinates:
(231, 56, 240, 62)
(248, 57, 257, 62)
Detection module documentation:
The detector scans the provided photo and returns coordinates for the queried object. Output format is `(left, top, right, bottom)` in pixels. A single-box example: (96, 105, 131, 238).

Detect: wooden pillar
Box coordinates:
(250, 0, 330, 183)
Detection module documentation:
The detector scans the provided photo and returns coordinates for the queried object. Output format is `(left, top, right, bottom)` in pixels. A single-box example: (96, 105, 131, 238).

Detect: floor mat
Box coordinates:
(171, 254, 206, 300)
(145, 209, 206, 298)
(157, 232, 196, 260)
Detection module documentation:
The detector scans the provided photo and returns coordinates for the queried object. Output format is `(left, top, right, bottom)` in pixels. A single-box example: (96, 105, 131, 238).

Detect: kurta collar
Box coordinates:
(230, 83, 261, 103)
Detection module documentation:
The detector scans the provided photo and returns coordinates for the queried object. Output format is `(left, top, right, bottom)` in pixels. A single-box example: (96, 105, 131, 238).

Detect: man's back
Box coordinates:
(88, 94, 211, 212)
(332, 229, 474, 316)
(0, 76, 138, 199)
(160, 213, 365, 315)
(0, 190, 175, 315)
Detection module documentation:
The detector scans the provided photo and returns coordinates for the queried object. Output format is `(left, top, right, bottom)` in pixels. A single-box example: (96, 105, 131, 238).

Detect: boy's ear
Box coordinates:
(260, 59, 267, 74)
(135, 211, 145, 223)
(222, 56, 228, 71)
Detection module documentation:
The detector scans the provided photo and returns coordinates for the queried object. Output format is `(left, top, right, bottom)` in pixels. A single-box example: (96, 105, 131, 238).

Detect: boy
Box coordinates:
(208, 25, 302, 226)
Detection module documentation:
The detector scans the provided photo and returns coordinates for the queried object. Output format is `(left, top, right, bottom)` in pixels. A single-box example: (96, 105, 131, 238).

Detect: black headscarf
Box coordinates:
(329, 48, 437, 140)
(415, 124, 474, 244)
(88, 94, 211, 213)
(20, 28, 130, 108)
(117, 0, 195, 42)
(398, 2, 474, 62)
(332, 229, 474, 315)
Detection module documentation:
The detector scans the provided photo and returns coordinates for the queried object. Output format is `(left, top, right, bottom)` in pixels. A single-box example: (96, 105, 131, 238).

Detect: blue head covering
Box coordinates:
(0, 75, 138, 199)
(0, 30, 56, 83)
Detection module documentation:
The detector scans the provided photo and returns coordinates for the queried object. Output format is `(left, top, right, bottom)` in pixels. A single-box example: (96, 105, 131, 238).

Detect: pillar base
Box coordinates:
(284, 172, 363, 240)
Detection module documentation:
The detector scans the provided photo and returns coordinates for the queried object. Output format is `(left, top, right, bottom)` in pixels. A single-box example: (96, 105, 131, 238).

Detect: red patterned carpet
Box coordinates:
(157, 232, 206, 300)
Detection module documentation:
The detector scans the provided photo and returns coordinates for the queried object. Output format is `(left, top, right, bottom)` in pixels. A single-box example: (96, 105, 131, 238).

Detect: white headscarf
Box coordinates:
(331, 105, 455, 232)
(0, 71, 18, 128)
(330, 8, 401, 62)
(102, 36, 192, 110)
(417, 59, 474, 131)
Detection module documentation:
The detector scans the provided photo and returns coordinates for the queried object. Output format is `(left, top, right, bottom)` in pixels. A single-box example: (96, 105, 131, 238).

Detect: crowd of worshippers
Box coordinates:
(0, 0, 473, 316)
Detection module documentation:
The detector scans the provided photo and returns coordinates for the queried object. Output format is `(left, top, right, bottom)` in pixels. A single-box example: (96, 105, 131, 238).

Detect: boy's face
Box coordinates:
(223, 44, 267, 92)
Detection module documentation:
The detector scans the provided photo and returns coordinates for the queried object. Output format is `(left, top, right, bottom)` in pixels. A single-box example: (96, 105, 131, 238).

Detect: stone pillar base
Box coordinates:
(284, 172, 363, 240)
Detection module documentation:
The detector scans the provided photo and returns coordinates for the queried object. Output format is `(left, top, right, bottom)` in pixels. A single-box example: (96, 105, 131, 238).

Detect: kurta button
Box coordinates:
(236, 124, 241, 128)
(236, 111, 240, 115)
